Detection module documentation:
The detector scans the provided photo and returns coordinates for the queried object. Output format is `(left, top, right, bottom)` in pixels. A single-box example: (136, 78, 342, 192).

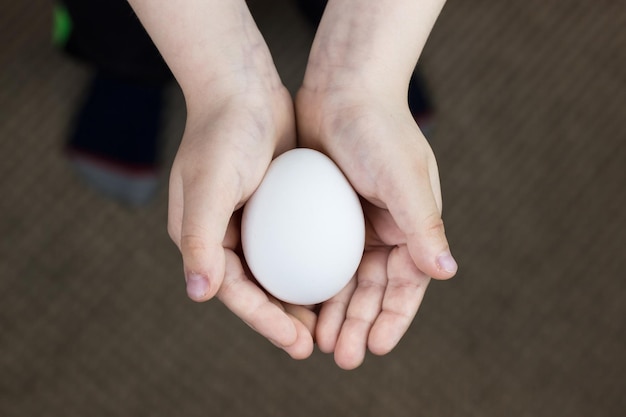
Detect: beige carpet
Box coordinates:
(1, 0, 624, 416)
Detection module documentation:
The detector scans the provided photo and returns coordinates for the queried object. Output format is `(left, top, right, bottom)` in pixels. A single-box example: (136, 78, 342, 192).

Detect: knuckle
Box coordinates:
(421, 213, 446, 240)
(180, 234, 209, 259)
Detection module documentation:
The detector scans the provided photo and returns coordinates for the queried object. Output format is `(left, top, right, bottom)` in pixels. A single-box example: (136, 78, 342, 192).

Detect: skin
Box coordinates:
(128, 0, 456, 369)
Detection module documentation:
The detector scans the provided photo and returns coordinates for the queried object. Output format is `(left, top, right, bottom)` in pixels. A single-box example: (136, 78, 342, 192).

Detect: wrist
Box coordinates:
(129, 0, 285, 110)
(181, 46, 286, 113)
(301, 0, 445, 99)
(178, 26, 285, 112)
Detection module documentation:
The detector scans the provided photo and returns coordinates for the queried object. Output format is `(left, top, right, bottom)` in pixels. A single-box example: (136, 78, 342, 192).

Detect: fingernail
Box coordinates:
(436, 251, 458, 274)
(186, 273, 209, 299)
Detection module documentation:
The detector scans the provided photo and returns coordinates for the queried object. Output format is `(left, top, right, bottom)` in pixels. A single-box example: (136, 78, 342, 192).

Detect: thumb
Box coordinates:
(386, 156, 458, 280)
(174, 164, 240, 302)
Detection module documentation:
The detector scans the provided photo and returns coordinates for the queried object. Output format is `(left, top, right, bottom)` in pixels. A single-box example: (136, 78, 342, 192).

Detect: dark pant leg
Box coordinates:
(60, 0, 171, 85)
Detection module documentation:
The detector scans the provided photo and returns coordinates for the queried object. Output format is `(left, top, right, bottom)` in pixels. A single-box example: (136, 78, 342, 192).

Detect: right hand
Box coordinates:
(167, 87, 316, 359)
(127, 0, 317, 358)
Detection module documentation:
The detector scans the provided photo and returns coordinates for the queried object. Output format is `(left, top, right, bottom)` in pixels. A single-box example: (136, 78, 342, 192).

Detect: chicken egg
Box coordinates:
(241, 148, 365, 305)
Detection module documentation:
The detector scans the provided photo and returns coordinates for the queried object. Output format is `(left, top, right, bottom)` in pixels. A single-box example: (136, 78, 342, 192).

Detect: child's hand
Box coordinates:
(168, 88, 316, 359)
(296, 90, 457, 369)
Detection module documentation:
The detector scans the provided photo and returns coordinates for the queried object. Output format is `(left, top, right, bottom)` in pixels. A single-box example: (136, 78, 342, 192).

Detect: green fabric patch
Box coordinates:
(52, 4, 72, 46)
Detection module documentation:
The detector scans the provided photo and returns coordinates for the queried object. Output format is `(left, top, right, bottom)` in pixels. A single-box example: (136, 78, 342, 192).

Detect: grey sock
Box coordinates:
(69, 157, 159, 206)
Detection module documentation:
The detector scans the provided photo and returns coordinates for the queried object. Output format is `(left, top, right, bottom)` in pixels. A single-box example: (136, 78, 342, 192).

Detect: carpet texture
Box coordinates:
(1, 0, 624, 416)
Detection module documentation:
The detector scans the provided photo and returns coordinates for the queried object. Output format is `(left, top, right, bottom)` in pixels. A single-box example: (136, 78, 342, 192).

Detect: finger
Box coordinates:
(179, 158, 241, 302)
(385, 149, 457, 280)
(284, 304, 317, 336)
(218, 251, 301, 349)
(282, 312, 316, 360)
(269, 300, 316, 359)
(333, 249, 388, 370)
(169, 165, 226, 302)
(315, 277, 357, 353)
(368, 245, 430, 356)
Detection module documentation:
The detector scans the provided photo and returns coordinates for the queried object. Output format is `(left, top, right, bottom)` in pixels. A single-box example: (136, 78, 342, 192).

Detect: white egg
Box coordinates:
(241, 148, 365, 305)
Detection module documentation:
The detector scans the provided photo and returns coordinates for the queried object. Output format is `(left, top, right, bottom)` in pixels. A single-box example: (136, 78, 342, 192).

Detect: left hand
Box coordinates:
(295, 89, 457, 369)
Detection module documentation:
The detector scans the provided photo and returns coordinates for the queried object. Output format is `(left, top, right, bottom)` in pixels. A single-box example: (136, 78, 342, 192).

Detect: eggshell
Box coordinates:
(241, 148, 365, 305)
